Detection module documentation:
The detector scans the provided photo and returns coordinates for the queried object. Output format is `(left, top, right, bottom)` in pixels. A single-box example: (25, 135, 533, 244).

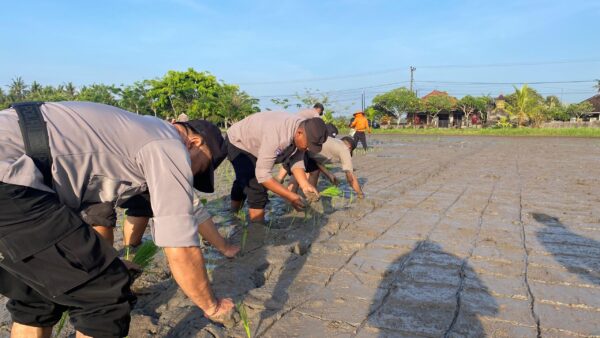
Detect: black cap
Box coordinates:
(341, 136, 357, 156)
(303, 118, 328, 153)
(184, 120, 227, 193)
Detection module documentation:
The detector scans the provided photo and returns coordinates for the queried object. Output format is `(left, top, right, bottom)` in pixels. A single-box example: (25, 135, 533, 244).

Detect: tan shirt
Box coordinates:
(0, 102, 199, 247)
(226, 111, 305, 183)
(297, 108, 321, 119)
(310, 138, 353, 172)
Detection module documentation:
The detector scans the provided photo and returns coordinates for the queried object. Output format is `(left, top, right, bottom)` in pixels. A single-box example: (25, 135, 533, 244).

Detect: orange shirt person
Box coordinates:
(350, 111, 371, 150)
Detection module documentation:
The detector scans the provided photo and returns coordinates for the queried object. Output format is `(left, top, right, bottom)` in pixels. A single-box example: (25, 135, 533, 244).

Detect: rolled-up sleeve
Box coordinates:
(136, 139, 199, 247)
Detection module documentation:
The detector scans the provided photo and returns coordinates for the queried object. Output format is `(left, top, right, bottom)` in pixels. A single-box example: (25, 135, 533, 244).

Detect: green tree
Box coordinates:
(271, 88, 330, 111)
(215, 84, 259, 128)
(422, 94, 455, 127)
(566, 102, 594, 121)
(456, 95, 487, 127)
(0, 87, 8, 109)
(120, 81, 152, 115)
(594, 79, 600, 93)
(322, 110, 334, 124)
(78, 84, 120, 106)
(505, 84, 543, 127)
(9, 77, 28, 102)
(372, 87, 420, 127)
(147, 68, 222, 119)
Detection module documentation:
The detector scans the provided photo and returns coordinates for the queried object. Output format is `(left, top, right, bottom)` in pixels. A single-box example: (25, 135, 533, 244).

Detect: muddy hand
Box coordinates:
(204, 298, 239, 328)
(302, 185, 320, 203)
(330, 176, 340, 186)
(290, 194, 305, 211)
(221, 243, 241, 258)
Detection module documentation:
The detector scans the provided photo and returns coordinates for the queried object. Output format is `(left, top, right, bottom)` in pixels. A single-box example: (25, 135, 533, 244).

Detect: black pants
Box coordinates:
(354, 131, 368, 150)
(0, 183, 135, 337)
(227, 142, 269, 209)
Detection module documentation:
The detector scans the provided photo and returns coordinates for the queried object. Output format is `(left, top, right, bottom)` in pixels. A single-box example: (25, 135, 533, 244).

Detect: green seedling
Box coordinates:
(132, 240, 159, 269)
(200, 198, 208, 206)
(236, 302, 252, 338)
(240, 224, 249, 253)
(54, 312, 68, 337)
(320, 186, 343, 197)
(125, 245, 131, 261)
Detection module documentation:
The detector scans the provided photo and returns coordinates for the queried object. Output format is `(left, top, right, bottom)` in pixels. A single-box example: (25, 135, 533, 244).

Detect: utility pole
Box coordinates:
(361, 90, 365, 112)
(409, 66, 416, 94)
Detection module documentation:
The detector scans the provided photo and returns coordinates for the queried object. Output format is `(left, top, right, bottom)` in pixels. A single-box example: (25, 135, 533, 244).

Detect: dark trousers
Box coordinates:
(227, 142, 269, 209)
(0, 183, 135, 337)
(354, 131, 368, 150)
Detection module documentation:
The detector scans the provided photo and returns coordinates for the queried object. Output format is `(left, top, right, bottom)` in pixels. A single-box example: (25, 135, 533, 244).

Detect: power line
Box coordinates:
(238, 58, 600, 85)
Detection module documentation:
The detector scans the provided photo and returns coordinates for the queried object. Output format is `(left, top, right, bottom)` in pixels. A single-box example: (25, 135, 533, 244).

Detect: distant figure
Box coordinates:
(350, 111, 371, 150)
(298, 102, 325, 119)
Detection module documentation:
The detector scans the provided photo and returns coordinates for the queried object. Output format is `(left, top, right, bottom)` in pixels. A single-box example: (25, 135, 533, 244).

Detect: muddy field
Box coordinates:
(2, 134, 600, 337)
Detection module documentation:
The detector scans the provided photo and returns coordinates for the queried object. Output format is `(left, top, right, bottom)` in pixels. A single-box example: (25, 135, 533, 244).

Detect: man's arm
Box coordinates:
(164, 247, 234, 316)
(345, 170, 364, 198)
(291, 166, 319, 198)
(262, 177, 305, 211)
(317, 163, 338, 185)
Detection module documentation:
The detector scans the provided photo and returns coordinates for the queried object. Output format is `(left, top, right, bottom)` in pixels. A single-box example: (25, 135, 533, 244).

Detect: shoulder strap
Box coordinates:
(11, 102, 54, 188)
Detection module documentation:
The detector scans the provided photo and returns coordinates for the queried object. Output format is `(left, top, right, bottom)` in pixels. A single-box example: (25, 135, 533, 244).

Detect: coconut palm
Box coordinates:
(505, 84, 533, 127)
(9, 77, 28, 101)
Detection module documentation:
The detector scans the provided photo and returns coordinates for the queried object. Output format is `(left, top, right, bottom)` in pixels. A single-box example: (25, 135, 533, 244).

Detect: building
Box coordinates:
(486, 94, 510, 126)
(583, 94, 600, 121)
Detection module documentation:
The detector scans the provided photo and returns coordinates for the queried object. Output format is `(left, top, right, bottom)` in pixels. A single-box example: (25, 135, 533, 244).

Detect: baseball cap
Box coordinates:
(341, 136, 357, 156)
(181, 120, 227, 193)
(303, 118, 328, 153)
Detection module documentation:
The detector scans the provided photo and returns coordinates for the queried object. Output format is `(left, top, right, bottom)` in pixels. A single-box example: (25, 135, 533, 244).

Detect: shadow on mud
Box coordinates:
(532, 213, 600, 286)
(367, 240, 498, 337)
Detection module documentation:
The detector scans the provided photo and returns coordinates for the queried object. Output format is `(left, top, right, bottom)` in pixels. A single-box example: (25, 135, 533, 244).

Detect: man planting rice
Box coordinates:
(277, 136, 364, 199)
(225, 111, 328, 223)
(0, 102, 236, 337)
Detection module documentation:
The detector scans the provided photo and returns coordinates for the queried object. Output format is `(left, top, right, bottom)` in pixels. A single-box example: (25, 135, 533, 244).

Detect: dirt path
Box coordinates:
(2, 135, 600, 337)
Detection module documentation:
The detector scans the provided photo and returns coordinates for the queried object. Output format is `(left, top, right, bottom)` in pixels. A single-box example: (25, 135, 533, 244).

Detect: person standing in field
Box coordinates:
(0, 102, 236, 338)
(350, 111, 371, 150)
(226, 111, 328, 223)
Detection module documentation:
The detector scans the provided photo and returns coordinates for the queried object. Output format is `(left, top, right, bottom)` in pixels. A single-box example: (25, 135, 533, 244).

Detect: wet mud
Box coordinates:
(2, 135, 600, 337)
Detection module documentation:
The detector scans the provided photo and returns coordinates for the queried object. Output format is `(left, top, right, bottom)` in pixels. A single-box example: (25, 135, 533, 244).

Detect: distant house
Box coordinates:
(409, 90, 463, 128)
(583, 94, 600, 120)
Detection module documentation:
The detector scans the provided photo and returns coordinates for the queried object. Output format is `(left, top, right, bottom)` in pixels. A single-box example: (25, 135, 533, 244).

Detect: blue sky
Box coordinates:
(1, 0, 599, 113)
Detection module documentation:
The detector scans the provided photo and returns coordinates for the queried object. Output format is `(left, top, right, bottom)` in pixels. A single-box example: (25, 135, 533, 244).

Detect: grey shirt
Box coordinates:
(227, 111, 305, 183)
(0, 102, 199, 247)
(297, 108, 321, 119)
(310, 138, 354, 172)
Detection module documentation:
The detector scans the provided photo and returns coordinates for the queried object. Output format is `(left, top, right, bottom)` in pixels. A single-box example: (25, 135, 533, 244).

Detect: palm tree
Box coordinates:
(64, 82, 77, 99)
(9, 77, 28, 101)
(506, 84, 531, 127)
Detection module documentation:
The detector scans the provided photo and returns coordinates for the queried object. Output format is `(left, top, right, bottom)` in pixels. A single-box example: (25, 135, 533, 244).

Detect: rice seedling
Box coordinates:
(320, 185, 343, 197)
(200, 198, 208, 206)
(240, 224, 248, 253)
(131, 240, 159, 269)
(236, 302, 252, 338)
(53, 312, 69, 337)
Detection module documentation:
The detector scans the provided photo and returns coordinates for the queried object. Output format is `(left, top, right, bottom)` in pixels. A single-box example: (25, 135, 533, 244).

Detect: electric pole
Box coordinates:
(409, 66, 416, 94)
(361, 90, 365, 112)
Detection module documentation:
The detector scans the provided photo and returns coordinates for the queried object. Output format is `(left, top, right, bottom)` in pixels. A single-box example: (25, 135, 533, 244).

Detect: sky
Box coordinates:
(1, 0, 599, 114)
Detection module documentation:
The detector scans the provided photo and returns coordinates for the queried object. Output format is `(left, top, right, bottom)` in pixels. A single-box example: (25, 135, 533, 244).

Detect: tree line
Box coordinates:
(367, 85, 596, 127)
(0, 68, 260, 127)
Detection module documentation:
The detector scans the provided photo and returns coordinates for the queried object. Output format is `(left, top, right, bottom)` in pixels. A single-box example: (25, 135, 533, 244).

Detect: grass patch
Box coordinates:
(344, 127, 600, 138)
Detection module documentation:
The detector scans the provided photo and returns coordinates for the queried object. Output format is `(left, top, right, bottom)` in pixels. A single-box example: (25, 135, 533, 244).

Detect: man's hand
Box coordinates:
(204, 298, 238, 328)
(357, 192, 365, 199)
(301, 184, 320, 202)
(290, 193, 306, 211)
(329, 175, 340, 186)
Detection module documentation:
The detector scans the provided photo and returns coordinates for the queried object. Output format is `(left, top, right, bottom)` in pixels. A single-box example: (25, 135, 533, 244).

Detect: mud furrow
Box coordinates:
(444, 180, 498, 337)
(516, 155, 542, 338)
